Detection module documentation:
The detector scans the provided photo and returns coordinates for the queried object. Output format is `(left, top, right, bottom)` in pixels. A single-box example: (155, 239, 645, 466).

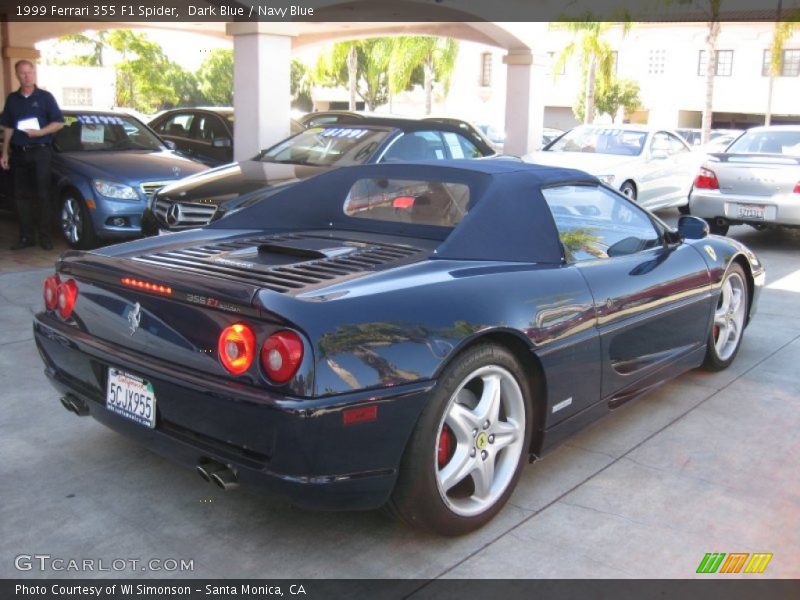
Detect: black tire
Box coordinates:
(678, 186, 693, 215)
(60, 192, 97, 249)
(703, 263, 748, 371)
(386, 343, 534, 536)
(619, 181, 637, 201)
(705, 218, 729, 236)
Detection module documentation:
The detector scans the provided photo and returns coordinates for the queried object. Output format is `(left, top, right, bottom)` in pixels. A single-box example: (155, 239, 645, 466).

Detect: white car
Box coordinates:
(524, 125, 700, 211)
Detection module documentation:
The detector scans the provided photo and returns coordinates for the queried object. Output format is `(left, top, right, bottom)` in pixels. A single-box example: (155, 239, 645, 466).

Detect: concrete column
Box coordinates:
(503, 51, 545, 157)
(226, 23, 296, 161)
(1, 25, 40, 99)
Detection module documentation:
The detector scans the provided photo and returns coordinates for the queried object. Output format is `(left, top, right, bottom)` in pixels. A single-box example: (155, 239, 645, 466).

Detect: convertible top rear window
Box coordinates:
(343, 178, 470, 227)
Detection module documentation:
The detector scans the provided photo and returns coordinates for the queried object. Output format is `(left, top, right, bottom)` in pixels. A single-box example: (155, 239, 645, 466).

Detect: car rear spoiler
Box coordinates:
(708, 152, 800, 164)
(57, 250, 261, 317)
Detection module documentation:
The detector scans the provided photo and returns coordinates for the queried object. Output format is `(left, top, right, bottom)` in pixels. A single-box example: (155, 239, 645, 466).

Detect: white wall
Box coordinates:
(37, 65, 115, 109)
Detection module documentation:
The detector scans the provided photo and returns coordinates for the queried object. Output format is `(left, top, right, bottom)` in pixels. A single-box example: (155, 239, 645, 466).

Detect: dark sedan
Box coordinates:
(142, 117, 496, 233)
(149, 107, 305, 167)
(51, 111, 208, 248)
(35, 160, 762, 535)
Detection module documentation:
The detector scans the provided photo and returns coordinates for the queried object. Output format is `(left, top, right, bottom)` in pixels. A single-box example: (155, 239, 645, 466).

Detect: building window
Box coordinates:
(698, 50, 733, 76)
(547, 51, 566, 76)
(480, 52, 492, 87)
(648, 49, 665, 75)
(762, 50, 771, 76)
(63, 87, 92, 106)
(764, 49, 800, 76)
(785, 50, 800, 76)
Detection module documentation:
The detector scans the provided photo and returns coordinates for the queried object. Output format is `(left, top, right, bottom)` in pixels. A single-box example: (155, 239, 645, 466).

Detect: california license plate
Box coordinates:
(737, 204, 765, 220)
(106, 369, 156, 428)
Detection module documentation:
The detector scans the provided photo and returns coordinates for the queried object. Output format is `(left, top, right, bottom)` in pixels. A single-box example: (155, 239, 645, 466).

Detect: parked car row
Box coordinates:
(3, 107, 797, 250)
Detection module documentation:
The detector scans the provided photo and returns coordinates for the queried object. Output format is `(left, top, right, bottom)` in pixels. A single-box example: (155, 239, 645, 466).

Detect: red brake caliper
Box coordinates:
(438, 424, 455, 468)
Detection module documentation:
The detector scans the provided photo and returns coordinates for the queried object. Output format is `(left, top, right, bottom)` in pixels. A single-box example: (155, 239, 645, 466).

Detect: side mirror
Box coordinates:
(212, 137, 232, 148)
(677, 215, 709, 240)
(164, 140, 177, 150)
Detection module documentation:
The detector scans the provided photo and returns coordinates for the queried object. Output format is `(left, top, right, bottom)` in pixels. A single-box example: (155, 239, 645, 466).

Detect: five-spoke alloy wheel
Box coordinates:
(387, 343, 533, 535)
(61, 193, 96, 249)
(435, 365, 526, 517)
(704, 263, 748, 370)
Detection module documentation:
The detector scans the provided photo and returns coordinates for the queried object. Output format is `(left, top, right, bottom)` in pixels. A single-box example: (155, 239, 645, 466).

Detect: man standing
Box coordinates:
(1, 59, 64, 250)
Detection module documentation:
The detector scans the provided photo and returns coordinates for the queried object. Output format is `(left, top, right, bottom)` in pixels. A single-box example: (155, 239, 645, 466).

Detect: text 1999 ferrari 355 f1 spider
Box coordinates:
(34, 160, 764, 535)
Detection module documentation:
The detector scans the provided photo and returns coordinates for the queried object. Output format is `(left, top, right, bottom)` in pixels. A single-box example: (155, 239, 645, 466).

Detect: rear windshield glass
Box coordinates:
(344, 178, 470, 227)
(261, 127, 390, 167)
(547, 126, 646, 156)
(726, 130, 800, 155)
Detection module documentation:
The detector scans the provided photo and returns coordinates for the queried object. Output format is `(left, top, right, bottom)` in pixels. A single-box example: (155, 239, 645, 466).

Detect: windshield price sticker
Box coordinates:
(77, 115, 124, 126)
(320, 128, 369, 139)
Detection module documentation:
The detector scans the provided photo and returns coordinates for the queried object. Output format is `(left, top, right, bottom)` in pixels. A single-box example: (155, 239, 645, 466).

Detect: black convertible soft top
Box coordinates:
(213, 160, 599, 264)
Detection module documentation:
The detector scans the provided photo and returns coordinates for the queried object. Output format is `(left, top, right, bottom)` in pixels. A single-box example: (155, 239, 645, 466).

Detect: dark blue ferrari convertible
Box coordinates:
(34, 160, 764, 535)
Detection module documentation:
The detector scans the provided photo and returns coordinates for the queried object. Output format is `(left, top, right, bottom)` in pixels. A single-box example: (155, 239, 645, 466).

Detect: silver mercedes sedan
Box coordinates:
(689, 125, 800, 235)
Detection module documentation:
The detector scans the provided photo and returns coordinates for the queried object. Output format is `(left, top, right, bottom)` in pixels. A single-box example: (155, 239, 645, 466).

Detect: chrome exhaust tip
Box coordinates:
(210, 468, 239, 491)
(60, 396, 76, 414)
(196, 461, 226, 483)
(197, 460, 239, 490)
(60, 395, 89, 416)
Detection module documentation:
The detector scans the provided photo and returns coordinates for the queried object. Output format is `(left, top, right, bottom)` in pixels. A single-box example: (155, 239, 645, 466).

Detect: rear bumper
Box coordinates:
(689, 189, 800, 227)
(34, 314, 432, 510)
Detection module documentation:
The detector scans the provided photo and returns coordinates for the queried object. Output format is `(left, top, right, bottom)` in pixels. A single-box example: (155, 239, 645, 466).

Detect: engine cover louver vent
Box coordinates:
(132, 233, 424, 294)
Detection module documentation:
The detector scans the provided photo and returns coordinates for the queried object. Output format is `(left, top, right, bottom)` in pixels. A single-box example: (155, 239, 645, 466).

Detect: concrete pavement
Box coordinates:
(1, 218, 798, 580)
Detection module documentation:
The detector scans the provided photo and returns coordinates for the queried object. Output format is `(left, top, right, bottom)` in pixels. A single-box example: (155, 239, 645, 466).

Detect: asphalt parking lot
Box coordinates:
(1, 211, 798, 581)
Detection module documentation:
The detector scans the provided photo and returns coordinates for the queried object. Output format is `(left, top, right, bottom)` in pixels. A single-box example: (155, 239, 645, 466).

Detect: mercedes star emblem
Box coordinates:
(166, 203, 182, 226)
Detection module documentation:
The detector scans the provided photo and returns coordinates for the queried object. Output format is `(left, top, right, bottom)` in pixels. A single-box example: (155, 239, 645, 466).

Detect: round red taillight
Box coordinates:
(43, 274, 61, 311)
(218, 323, 256, 376)
(261, 331, 304, 384)
(56, 279, 78, 320)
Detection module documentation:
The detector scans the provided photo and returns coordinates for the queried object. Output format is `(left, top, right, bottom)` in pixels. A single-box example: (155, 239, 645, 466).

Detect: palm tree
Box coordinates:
(313, 39, 396, 111)
(765, 2, 796, 125)
(387, 36, 459, 115)
(314, 41, 360, 110)
(701, 2, 722, 144)
(554, 22, 625, 125)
